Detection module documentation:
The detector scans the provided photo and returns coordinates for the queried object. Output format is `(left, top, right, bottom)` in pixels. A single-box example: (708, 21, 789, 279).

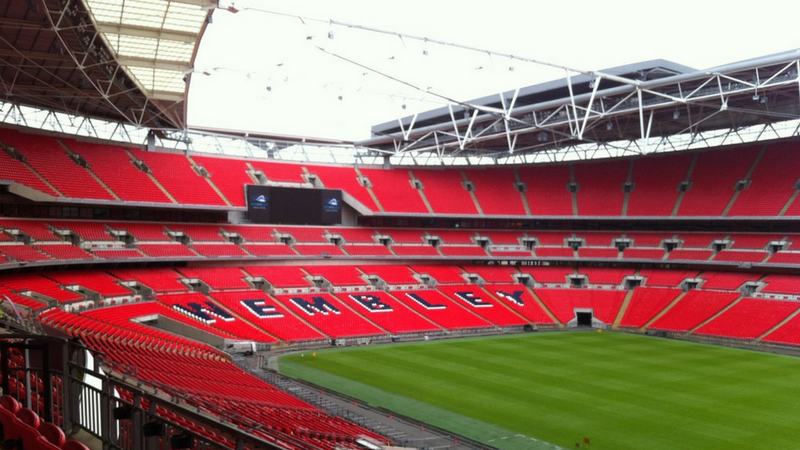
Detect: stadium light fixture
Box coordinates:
(673, 110, 680, 120)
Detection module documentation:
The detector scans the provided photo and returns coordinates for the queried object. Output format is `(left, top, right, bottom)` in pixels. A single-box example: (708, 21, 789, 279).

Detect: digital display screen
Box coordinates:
(246, 185, 342, 225)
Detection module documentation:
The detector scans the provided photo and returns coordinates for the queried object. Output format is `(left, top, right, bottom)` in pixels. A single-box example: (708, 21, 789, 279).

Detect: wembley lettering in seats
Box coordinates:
(494, 290, 525, 306)
(405, 292, 446, 310)
(173, 302, 235, 324)
(349, 294, 393, 312)
(240, 299, 284, 319)
(453, 291, 492, 307)
(290, 296, 341, 315)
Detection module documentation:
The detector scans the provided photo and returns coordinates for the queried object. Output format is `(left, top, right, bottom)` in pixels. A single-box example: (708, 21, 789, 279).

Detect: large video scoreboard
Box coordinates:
(245, 185, 342, 225)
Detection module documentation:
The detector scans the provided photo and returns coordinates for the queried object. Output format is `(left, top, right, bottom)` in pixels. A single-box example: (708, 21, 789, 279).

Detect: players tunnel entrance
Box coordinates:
(573, 309, 594, 327)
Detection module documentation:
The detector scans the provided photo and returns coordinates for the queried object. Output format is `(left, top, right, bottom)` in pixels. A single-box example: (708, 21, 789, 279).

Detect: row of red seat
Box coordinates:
(8, 265, 800, 310)
(3, 219, 800, 266)
(35, 280, 800, 347)
(3, 128, 800, 217)
(0, 395, 88, 450)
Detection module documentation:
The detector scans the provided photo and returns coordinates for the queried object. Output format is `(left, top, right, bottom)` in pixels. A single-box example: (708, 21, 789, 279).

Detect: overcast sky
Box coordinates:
(188, 0, 800, 142)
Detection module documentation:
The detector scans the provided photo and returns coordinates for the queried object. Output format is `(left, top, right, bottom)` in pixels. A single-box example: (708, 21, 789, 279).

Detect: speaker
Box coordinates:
(113, 406, 132, 421)
(142, 422, 163, 437)
(169, 434, 193, 449)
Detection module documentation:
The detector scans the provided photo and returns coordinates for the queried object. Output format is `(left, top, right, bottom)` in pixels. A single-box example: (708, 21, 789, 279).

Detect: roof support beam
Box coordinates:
(95, 23, 199, 44)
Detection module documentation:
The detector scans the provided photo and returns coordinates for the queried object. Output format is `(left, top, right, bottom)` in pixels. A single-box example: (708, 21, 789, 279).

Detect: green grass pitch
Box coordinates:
(280, 331, 800, 450)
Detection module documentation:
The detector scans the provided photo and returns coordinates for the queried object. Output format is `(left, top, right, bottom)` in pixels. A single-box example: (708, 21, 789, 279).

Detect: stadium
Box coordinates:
(1, 1, 800, 450)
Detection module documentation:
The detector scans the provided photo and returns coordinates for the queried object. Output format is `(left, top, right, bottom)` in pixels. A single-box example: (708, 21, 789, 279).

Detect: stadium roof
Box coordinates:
(359, 51, 800, 160)
(0, 0, 213, 131)
(1, 1, 800, 165)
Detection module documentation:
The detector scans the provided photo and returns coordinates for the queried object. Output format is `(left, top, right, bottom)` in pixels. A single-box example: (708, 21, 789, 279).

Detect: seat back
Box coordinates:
(37, 423, 65, 448)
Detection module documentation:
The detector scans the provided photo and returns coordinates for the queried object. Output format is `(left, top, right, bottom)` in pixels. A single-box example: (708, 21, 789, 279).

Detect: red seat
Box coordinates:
(0, 395, 21, 443)
(37, 423, 65, 448)
(14, 408, 41, 450)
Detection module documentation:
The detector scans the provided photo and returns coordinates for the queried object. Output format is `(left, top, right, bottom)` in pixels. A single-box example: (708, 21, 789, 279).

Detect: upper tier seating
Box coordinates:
(677, 146, 759, 216)
(3, 130, 800, 218)
(462, 168, 527, 215)
(359, 168, 428, 213)
(727, 141, 800, 216)
(410, 169, 478, 215)
(0, 129, 61, 196)
(128, 149, 227, 206)
(190, 155, 252, 207)
(64, 140, 172, 203)
(1, 130, 115, 200)
(626, 152, 693, 216)
(517, 164, 573, 215)
(574, 159, 628, 216)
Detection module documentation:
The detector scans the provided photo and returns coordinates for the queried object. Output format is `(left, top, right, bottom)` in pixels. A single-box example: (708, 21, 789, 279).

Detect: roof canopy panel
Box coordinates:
(0, 0, 210, 130)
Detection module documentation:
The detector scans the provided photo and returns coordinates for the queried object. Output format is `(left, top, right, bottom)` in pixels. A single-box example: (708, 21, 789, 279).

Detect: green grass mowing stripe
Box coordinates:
(279, 358, 558, 450)
(280, 332, 800, 450)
